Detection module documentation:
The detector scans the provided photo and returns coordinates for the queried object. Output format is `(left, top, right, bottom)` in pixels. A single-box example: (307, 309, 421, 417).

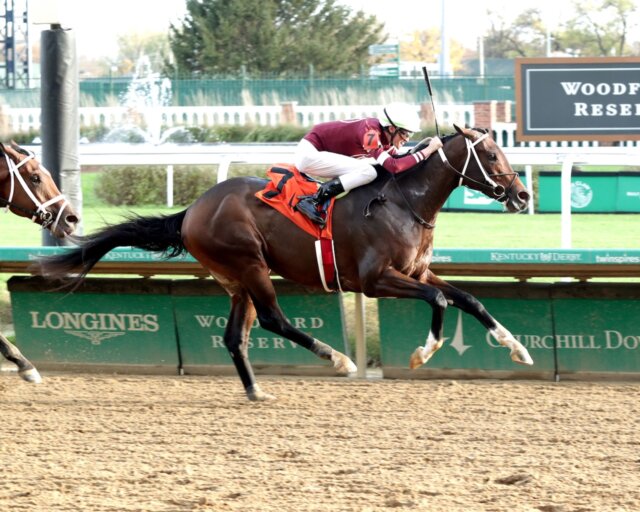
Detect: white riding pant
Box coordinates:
(294, 138, 377, 192)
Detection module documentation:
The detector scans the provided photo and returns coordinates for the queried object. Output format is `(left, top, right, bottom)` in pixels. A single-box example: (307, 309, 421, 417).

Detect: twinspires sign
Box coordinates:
(515, 57, 640, 141)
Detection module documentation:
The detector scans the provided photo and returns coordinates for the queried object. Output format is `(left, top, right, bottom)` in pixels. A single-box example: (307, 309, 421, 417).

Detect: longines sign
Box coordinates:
(515, 57, 640, 142)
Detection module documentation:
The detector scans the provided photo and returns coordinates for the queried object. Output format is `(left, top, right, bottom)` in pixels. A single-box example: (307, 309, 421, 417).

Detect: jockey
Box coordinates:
(294, 102, 443, 226)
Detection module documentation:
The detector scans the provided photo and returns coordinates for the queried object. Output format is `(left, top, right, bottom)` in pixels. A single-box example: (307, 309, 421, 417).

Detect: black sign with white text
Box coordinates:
(515, 57, 640, 141)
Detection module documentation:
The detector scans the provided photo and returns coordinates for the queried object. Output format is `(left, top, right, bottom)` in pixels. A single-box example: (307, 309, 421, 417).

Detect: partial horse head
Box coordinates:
(0, 142, 79, 238)
(441, 124, 531, 212)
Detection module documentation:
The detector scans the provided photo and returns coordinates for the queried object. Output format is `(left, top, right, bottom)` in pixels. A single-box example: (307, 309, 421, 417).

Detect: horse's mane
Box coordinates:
(411, 132, 457, 153)
(411, 127, 489, 154)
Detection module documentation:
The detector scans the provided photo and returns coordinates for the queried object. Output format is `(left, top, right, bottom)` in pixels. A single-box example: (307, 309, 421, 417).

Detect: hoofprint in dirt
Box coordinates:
(1, 374, 639, 512)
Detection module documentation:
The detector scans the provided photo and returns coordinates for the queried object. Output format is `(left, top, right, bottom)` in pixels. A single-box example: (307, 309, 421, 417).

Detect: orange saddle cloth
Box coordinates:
(255, 164, 336, 239)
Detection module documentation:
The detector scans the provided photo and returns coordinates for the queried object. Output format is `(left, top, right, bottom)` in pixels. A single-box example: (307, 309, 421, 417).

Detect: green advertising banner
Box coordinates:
(617, 174, 640, 212)
(378, 282, 640, 379)
(538, 171, 640, 213)
(550, 284, 640, 375)
(2, 247, 639, 273)
(172, 280, 348, 373)
(444, 175, 527, 212)
(8, 277, 349, 375)
(379, 284, 555, 377)
(8, 277, 179, 371)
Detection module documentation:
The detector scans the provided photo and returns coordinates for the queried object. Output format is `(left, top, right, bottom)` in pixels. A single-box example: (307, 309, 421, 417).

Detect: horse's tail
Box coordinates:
(38, 209, 188, 287)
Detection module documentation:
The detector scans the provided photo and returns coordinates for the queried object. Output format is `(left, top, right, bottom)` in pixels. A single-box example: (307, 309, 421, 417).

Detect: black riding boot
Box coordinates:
(295, 178, 345, 226)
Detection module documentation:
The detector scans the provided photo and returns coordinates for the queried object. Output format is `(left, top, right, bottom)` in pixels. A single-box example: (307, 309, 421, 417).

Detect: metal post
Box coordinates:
(40, 26, 81, 244)
(166, 164, 174, 207)
(561, 157, 573, 248)
(524, 164, 535, 215)
(354, 293, 366, 378)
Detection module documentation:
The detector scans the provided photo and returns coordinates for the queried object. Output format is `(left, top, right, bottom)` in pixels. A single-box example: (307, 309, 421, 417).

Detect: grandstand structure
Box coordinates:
(0, 0, 31, 89)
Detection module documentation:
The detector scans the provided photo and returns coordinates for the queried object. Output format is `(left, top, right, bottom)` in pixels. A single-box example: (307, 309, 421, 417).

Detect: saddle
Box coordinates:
(255, 164, 337, 239)
(255, 164, 340, 292)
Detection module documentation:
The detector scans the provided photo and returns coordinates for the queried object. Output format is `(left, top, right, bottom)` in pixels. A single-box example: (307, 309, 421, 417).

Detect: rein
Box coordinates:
(390, 176, 435, 228)
(1, 152, 70, 231)
(437, 132, 518, 202)
(367, 131, 521, 228)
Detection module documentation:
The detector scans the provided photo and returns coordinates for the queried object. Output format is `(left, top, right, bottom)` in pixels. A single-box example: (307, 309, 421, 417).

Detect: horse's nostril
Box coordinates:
(517, 190, 530, 203)
(66, 215, 79, 225)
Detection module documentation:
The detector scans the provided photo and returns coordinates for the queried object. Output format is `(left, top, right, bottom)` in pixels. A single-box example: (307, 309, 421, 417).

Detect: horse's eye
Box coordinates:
(487, 152, 497, 161)
(30, 174, 41, 185)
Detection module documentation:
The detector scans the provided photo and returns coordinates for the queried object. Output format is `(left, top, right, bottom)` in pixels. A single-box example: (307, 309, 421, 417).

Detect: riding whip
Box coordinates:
(422, 66, 441, 138)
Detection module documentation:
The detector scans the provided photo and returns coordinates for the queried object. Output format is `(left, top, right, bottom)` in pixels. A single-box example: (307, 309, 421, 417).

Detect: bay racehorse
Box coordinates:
(38, 124, 533, 400)
(0, 142, 79, 383)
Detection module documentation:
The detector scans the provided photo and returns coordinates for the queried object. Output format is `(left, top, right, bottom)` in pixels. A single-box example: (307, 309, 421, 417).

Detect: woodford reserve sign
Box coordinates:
(515, 57, 640, 141)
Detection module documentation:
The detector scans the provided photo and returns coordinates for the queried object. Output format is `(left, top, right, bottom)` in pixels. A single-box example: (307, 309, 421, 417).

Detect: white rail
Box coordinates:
(3, 104, 473, 133)
(4, 106, 638, 149)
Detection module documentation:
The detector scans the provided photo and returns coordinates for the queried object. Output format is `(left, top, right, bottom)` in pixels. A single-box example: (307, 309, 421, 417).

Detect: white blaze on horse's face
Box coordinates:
(0, 144, 79, 237)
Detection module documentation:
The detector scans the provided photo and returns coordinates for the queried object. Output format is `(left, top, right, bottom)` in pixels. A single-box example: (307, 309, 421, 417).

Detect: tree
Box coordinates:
(558, 0, 639, 56)
(83, 33, 171, 78)
(167, 0, 386, 76)
(400, 29, 467, 73)
(480, 0, 639, 59)
(483, 9, 547, 58)
(115, 33, 171, 76)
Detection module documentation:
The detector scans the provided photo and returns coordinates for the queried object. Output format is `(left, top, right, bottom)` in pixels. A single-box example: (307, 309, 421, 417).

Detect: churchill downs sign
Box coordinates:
(515, 57, 640, 141)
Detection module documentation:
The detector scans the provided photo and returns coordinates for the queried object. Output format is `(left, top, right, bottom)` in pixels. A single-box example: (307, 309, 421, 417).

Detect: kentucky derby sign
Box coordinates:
(515, 57, 640, 142)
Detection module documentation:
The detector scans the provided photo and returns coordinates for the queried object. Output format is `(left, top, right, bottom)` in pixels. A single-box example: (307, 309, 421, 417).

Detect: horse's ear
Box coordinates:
(453, 123, 475, 138)
(10, 140, 28, 156)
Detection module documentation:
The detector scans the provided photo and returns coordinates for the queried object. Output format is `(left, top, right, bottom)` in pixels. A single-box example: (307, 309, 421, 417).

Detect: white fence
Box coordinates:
(2, 103, 474, 134)
(5, 105, 638, 149)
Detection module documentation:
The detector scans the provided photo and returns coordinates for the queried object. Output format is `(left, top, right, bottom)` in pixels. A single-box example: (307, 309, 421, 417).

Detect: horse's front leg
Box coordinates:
(426, 272, 533, 365)
(362, 268, 448, 369)
(0, 333, 42, 383)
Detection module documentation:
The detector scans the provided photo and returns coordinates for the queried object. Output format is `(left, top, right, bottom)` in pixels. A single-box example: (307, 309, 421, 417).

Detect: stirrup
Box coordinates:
(295, 197, 325, 225)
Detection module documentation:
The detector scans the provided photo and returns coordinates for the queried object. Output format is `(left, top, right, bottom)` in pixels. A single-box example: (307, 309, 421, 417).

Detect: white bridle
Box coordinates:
(437, 131, 500, 189)
(3, 151, 70, 232)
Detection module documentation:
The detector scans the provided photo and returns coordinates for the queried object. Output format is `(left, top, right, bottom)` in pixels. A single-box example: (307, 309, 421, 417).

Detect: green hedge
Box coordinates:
(9, 124, 309, 145)
(96, 166, 217, 206)
(9, 123, 441, 145)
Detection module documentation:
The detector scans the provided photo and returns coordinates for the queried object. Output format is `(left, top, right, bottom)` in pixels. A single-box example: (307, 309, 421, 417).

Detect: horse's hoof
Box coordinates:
(511, 347, 534, 366)
(246, 385, 276, 402)
(409, 346, 428, 369)
(19, 368, 42, 384)
(331, 350, 357, 374)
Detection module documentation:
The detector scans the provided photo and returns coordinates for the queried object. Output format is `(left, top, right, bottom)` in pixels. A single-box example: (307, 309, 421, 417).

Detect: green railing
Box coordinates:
(2, 247, 639, 280)
(1, 76, 516, 108)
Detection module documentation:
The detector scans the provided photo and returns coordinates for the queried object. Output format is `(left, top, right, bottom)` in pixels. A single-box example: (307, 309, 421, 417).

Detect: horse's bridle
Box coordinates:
(437, 132, 518, 202)
(1, 151, 70, 231)
(366, 131, 520, 229)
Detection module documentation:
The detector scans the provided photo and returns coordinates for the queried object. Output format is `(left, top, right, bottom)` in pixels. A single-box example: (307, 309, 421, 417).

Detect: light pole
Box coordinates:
(438, 0, 450, 76)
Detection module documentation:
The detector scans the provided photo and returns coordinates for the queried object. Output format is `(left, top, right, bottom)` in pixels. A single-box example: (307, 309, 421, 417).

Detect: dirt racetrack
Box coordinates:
(1, 373, 639, 512)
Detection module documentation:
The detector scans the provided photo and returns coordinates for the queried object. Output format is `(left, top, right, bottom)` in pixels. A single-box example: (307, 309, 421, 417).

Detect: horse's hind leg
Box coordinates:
(246, 271, 356, 375)
(223, 289, 275, 401)
(426, 273, 533, 365)
(0, 333, 42, 383)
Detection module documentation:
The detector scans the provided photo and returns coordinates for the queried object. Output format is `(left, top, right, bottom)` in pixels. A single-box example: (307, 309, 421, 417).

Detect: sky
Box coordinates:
(27, 0, 632, 60)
